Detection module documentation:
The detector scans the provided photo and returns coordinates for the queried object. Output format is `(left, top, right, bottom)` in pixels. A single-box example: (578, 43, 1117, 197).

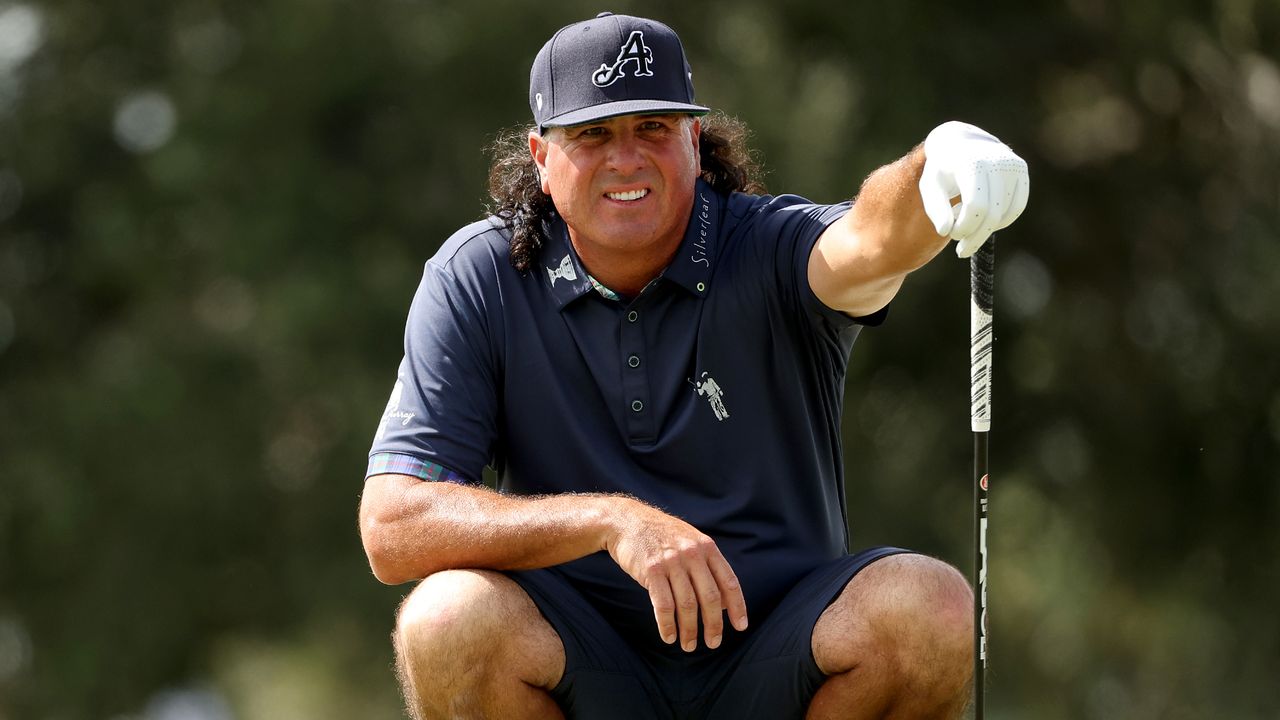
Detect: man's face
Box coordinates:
(529, 113, 701, 262)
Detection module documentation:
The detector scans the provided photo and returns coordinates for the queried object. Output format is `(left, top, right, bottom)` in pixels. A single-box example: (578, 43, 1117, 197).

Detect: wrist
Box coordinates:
(592, 494, 637, 554)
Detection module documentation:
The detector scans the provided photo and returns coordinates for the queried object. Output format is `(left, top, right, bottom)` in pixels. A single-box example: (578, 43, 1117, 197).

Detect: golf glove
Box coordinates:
(919, 121, 1030, 258)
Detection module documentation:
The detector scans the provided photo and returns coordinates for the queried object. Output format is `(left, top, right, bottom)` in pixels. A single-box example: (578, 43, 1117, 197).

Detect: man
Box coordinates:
(360, 12, 1028, 720)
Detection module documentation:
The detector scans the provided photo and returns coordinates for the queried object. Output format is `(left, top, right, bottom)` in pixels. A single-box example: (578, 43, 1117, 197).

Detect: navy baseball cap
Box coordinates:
(529, 12, 709, 132)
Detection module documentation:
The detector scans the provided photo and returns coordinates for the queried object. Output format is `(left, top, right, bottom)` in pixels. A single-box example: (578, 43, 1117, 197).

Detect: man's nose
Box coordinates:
(605, 134, 646, 175)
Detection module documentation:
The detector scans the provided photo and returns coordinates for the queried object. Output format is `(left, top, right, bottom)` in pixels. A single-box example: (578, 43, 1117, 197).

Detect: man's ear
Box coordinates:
(690, 117, 702, 175)
(528, 130, 551, 194)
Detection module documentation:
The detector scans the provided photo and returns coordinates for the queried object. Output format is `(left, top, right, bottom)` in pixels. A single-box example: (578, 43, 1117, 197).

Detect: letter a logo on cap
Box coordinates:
(592, 30, 654, 88)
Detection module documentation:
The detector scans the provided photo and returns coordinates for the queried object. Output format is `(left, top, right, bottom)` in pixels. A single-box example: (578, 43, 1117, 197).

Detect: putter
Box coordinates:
(970, 239, 994, 719)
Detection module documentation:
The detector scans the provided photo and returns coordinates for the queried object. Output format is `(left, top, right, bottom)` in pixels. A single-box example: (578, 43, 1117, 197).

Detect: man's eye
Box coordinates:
(580, 126, 606, 137)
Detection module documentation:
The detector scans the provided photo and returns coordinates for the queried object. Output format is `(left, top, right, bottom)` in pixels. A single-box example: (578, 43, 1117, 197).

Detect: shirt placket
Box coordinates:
(620, 297, 655, 444)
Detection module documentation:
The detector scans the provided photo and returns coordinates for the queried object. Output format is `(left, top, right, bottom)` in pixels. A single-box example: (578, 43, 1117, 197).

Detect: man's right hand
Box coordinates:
(603, 499, 749, 652)
(919, 120, 1030, 258)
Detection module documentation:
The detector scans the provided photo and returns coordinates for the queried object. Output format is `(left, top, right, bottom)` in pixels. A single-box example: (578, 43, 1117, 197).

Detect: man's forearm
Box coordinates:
(808, 147, 951, 315)
(359, 473, 626, 585)
(846, 146, 952, 276)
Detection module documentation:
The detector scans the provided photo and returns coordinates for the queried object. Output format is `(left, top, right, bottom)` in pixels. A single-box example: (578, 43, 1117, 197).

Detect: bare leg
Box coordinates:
(807, 554, 973, 720)
(394, 569, 566, 720)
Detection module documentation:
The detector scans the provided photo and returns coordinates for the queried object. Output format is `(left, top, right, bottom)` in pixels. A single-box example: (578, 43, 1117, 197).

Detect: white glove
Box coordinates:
(919, 121, 1030, 258)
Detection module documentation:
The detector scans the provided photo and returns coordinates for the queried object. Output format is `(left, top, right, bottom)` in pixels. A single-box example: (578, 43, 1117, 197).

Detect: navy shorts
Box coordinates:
(507, 546, 910, 719)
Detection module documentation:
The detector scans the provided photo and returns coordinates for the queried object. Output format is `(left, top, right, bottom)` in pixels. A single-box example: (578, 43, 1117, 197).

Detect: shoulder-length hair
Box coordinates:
(485, 113, 767, 273)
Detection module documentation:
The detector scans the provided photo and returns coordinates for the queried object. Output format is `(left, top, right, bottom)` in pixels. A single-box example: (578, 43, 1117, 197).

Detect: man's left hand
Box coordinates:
(919, 121, 1030, 258)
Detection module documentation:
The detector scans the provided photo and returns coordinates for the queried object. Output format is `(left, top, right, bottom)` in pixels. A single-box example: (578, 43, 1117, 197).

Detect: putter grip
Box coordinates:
(970, 240, 995, 313)
(970, 239, 994, 432)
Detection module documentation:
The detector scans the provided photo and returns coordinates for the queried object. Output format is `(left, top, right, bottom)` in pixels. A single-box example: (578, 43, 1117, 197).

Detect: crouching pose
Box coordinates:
(360, 11, 1028, 719)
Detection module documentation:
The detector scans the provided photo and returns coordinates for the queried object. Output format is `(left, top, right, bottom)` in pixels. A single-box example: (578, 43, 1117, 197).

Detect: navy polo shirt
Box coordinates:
(369, 179, 887, 648)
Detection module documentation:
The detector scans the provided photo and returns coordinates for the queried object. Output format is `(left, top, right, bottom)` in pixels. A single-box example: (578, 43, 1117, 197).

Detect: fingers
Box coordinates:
(688, 563, 724, 649)
(955, 166, 1004, 258)
(669, 570, 701, 652)
(950, 160, 991, 243)
(647, 577, 678, 647)
(919, 161, 959, 237)
(708, 552, 748, 633)
(1006, 166, 1030, 228)
(955, 235, 985, 259)
(682, 548, 748, 651)
(646, 559, 717, 652)
(612, 510, 751, 652)
(644, 547, 748, 652)
(977, 167, 1007, 238)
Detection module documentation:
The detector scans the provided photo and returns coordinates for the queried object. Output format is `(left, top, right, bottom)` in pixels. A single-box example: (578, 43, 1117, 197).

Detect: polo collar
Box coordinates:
(540, 216, 594, 310)
(660, 179, 720, 297)
(539, 180, 722, 309)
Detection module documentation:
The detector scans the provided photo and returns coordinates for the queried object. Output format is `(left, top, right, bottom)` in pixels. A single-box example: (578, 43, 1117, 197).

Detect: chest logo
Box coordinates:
(592, 30, 654, 88)
(547, 255, 578, 286)
(693, 372, 730, 421)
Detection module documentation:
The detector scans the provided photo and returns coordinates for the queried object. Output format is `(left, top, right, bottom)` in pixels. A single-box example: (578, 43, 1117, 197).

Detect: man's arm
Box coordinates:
(808, 122, 1029, 316)
(808, 147, 939, 316)
(359, 474, 749, 651)
(359, 474, 610, 583)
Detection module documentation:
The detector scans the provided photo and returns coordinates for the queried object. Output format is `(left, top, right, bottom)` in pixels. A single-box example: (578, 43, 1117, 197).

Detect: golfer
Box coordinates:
(360, 11, 1029, 719)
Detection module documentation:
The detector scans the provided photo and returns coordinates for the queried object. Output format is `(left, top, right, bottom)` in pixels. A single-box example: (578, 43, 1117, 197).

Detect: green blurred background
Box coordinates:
(1, 0, 1278, 717)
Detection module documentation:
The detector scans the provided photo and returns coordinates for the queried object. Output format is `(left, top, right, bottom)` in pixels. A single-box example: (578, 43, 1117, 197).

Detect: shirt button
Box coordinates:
(631, 400, 644, 412)
(627, 310, 639, 323)
(628, 355, 641, 368)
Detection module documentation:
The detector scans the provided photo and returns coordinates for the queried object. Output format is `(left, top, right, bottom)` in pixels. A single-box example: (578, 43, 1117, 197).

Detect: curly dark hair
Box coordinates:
(485, 113, 767, 273)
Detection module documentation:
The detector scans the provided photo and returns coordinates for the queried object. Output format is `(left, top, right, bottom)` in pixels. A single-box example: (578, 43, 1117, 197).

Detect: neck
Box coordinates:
(569, 236, 682, 297)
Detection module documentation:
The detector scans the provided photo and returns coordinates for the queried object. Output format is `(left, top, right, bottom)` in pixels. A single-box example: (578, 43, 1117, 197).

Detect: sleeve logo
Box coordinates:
(375, 380, 416, 441)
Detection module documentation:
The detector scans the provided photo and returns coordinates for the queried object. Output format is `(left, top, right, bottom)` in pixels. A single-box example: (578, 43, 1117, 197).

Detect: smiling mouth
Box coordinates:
(605, 189, 649, 202)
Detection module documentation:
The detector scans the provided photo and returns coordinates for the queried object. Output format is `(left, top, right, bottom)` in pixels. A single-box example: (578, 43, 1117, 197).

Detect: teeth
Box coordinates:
(606, 189, 648, 201)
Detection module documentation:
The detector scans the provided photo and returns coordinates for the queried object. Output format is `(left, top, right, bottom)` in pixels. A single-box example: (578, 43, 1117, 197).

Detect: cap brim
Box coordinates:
(541, 99, 710, 130)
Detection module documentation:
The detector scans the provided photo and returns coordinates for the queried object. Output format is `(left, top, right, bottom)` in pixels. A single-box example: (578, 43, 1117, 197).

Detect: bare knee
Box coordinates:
(396, 570, 506, 651)
(878, 555, 972, 669)
(815, 554, 973, 680)
(395, 570, 564, 712)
